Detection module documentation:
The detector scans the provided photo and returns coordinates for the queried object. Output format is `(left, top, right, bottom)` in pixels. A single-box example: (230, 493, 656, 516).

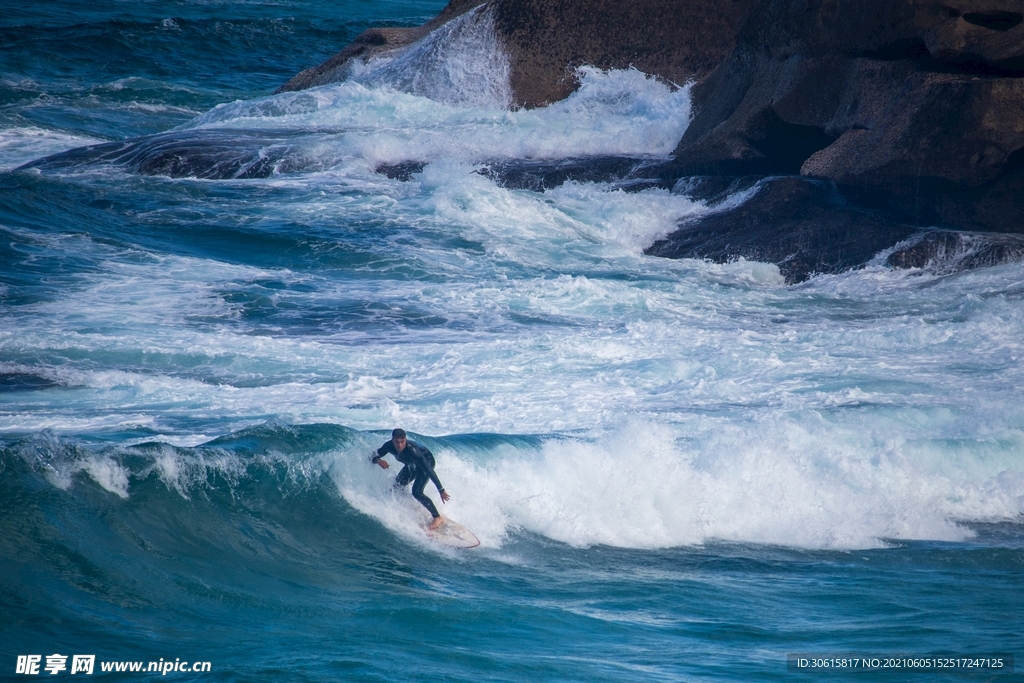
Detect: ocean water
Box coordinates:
(2, 1, 1022, 681)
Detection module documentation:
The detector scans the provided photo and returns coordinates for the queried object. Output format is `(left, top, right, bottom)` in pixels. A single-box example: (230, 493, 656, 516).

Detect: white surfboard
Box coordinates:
(424, 518, 480, 549)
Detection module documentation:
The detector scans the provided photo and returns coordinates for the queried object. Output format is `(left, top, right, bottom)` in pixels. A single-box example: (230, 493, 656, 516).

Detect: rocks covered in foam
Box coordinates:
(279, 0, 1024, 279)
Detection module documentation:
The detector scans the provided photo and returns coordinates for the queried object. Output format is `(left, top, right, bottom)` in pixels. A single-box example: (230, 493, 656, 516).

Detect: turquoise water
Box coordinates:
(2, 1, 1022, 680)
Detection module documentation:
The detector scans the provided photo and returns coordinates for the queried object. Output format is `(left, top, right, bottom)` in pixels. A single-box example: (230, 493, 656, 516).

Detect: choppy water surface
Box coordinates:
(2, 1, 1022, 681)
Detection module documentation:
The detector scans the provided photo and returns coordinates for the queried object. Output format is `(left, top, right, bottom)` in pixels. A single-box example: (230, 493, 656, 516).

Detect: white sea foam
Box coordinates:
(184, 67, 691, 166)
(333, 416, 1024, 550)
(412, 162, 705, 261)
(4, 223, 1023, 440)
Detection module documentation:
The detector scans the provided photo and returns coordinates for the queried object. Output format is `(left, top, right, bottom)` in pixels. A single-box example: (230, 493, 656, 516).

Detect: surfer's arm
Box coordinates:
(370, 443, 392, 469)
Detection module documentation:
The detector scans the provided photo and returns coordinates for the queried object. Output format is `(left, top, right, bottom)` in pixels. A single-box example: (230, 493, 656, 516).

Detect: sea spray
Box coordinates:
(347, 4, 513, 109)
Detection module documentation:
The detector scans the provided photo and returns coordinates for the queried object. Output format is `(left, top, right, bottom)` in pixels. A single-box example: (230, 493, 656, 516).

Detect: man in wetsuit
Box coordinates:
(371, 428, 450, 529)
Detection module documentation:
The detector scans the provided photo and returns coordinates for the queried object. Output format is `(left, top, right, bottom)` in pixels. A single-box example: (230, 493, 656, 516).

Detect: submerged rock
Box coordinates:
(376, 161, 428, 182)
(887, 230, 1024, 274)
(477, 156, 669, 192)
(24, 130, 309, 180)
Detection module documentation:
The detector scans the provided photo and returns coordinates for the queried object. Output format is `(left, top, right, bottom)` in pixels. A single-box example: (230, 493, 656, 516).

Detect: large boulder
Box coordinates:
(490, 0, 759, 107)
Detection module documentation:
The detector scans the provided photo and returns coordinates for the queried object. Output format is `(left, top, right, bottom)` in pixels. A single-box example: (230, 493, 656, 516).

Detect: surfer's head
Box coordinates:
(391, 428, 407, 451)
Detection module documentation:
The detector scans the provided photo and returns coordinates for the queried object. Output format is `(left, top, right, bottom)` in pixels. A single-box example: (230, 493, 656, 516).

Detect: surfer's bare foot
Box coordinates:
(428, 516, 444, 530)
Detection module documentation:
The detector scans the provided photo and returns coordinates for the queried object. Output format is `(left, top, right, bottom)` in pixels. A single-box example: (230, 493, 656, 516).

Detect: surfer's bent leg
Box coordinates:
(393, 465, 415, 489)
(411, 470, 440, 519)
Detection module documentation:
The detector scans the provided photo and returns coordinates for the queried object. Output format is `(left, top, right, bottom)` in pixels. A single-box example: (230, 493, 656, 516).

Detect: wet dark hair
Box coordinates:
(391, 428, 407, 439)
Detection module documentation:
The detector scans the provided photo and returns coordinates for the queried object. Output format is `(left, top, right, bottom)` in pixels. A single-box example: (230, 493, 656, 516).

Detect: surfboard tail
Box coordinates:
(425, 518, 480, 549)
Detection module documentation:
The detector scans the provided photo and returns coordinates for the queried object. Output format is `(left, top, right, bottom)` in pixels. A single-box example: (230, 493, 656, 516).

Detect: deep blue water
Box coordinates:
(2, 1, 1023, 681)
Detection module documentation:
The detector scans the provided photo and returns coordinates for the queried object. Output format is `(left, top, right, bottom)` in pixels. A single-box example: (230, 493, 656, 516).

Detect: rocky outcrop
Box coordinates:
(668, 1, 1024, 226)
(279, 0, 1024, 281)
(639, 0, 1023, 279)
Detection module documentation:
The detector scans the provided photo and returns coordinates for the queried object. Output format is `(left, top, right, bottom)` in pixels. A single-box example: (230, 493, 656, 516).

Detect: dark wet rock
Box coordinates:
(799, 74, 1024, 195)
(125, 134, 291, 179)
(278, 27, 427, 94)
(646, 177, 917, 284)
(932, 159, 1024, 232)
(376, 156, 672, 189)
(478, 156, 669, 192)
(376, 161, 427, 181)
(887, 230, 1024, 274)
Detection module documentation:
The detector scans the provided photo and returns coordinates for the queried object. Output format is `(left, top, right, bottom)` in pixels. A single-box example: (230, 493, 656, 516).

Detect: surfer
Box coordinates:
(371, 428, 450, 530)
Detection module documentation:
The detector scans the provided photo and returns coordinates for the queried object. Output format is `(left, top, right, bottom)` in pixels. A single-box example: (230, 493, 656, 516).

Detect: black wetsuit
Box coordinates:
(372, 439, 444, 518)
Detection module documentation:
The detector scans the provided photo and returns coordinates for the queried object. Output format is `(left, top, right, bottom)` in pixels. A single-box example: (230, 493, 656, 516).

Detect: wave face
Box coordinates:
(2, 0, 1024, 680)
